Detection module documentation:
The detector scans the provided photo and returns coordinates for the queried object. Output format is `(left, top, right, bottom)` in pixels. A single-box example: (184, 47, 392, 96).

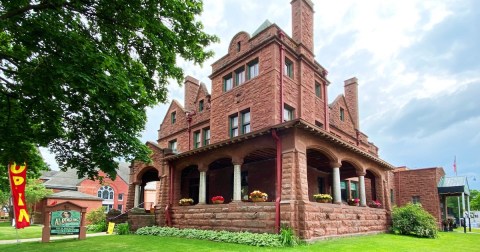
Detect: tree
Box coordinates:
(470, 189, 480, 211)
(0, 0, 219, 185)
(25, 178, 52, 224)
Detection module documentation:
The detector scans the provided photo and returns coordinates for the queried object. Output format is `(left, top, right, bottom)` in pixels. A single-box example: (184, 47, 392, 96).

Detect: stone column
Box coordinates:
(134, 184, 141, 207)
(233, 163, 242, 202)
(359, 175, 367, 207)
(199, 171, 207, 204)
(331, 162, 342, 204)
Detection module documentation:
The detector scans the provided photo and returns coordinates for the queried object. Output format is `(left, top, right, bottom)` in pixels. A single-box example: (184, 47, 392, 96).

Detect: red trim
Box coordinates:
(323, 81, 329, 131)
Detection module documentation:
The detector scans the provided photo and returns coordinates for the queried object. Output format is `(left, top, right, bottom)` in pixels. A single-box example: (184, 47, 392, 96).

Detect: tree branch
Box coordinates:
(0, 2, 54, 20)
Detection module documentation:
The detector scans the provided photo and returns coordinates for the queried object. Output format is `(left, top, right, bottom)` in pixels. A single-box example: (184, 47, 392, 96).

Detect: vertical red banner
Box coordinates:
(8, 162, 30, 229)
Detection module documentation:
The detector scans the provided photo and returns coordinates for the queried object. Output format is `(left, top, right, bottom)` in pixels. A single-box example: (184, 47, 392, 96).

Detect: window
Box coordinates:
(412, 196, 421, 204)
(285, 58, 293, 78)
(98, 185, 114, 213)
(315, 81, 322, 98)
(340, 108, 345, 121)
(118, 204, 123, 212)
(390, 189, 395, 205)
(118, 193, 124, 201)
(247, 59, 259, 80)
(102, 204, 113, 213)
(169, 139, 177, 152)
(340, 181, 347, 202)
(230, 114, 239, 137)
(171, 111, 176, 124)
(235, 67, 245, 85)
(203, 128, 210, 145)
(241, 171, 249, 201)
(283, 104, 294, 122)
(224, 74, 233, 91)
(237, 41, 241, 52)
(199, 100, 204, 112)
(241, 110, 250, 134)
(350, 181, 358, 199)
(317, 177, 325, 194)
(193, 131, 201, 149)
(97, 185, 114, 200)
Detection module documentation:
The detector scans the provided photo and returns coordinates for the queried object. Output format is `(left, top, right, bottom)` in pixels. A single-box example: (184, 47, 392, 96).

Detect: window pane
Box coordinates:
(248, 61, 258, 80)
(242, 111, 250, 124)
(103, 190, 108, 199)
(243, 124, 250, 134)
(232, 116, 238, 127)
(224, 76, 233, 91)
(232, 128, 238, 137)
(236, 70, 245, 85)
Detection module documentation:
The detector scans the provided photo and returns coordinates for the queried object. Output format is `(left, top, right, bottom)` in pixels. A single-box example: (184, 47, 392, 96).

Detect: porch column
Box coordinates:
(359, 175, 367, 207)
(233, 162, 243, 202)
(199, 171, 207, 204)
(467, 195, 471, 229)
(331, 162, 342, 204)
(461, 192, 465, 214)
(134, 184, 141, 207)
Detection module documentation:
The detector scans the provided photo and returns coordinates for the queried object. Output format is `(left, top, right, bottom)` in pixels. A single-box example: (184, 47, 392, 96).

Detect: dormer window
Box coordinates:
(340, 108, 345, 121)
(171, 111, 176, 124)
(199, 100, 204, 112)
(237, 41, 241, 52)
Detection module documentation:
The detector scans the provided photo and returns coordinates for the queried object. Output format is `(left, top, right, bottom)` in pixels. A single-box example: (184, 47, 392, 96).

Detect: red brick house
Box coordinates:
(38, 162, 130, 221)
(128, 0, 401, 240)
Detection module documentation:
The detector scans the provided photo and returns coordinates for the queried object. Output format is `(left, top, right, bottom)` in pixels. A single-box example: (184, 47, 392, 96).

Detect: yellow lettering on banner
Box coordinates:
(18, 209, 30, 222)
(13, 176, 25, 186)
(18, 193, 25, 206)
(10, 163, 26, 174)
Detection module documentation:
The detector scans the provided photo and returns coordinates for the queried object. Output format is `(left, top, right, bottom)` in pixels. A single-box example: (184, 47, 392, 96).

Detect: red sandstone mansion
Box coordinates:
(127, 0, 469, 240)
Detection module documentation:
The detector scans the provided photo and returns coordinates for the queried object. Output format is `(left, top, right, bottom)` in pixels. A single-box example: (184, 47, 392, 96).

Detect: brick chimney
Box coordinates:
(184, 76, 200, 111)
(344, 77, 359, 130)
(291, 0, 314, 52)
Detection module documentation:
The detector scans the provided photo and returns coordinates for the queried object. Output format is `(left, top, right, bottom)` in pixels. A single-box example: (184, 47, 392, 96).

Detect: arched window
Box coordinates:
(97, 186, 114, 200)
(97, 185, 115, 212)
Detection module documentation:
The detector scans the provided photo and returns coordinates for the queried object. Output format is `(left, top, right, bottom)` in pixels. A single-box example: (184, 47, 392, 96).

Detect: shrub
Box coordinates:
(392, 203, 438, 238)
(116, 223, 130, 235)
(136, 226, 284, 247)
(86, 207, 107, 232)
(280, 225, 300, 247)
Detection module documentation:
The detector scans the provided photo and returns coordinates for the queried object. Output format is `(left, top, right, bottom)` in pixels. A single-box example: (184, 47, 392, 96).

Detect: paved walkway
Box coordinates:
(0, 232, 109, 245)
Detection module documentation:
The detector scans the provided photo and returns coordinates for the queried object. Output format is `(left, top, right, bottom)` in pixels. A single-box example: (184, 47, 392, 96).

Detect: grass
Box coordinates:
(0, 221, 44, 240)
(0, 231, 479, 252)
(0, 221, 101, 240)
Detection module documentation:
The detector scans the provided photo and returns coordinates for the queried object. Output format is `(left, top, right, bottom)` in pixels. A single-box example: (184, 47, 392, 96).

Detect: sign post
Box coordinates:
(42, 201, 87, 243)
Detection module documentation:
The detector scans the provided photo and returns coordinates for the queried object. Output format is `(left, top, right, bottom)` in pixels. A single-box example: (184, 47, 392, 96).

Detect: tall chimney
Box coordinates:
(344, 77, 359, 130)
(184, 76, 200, 111)
(291, 0, 314, 52)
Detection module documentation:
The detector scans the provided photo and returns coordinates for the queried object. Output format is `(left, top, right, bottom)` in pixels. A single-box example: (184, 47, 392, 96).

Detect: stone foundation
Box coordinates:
(128, 214, 155, 231)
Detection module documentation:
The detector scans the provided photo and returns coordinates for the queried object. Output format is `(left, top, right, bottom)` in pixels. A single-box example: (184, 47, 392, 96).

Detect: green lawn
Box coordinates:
(0, 231, 479, 252)
(0, 221, 44, 240)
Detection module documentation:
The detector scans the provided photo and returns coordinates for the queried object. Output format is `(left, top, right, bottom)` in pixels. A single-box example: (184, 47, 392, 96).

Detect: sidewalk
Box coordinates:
(0, 232, 109, 245)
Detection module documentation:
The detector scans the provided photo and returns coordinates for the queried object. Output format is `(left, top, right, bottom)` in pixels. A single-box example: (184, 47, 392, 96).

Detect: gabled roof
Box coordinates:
(438, 176, 470, 195)
(40, 170, 59, 181)
(46, 190, 102, 201)
(252, 19, 273, 37)
(43, 168, 83, 190)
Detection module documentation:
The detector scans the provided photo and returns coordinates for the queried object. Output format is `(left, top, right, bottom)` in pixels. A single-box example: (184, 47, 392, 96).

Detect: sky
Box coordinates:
(41, 0, 480, 190)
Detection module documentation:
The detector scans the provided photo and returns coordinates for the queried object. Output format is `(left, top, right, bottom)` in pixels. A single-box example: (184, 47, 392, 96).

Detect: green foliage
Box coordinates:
(136, 226, 283, 247)
(86, 207, 106, 225)
(86, 221, 107, 232)
(25, 179, 52, 212)
(470, 189, 480, 211)
(280, 225, 300, 247)
(0, 0, 219, 182)
(392, 203, 438, 238)
(115, 223, 130, 235)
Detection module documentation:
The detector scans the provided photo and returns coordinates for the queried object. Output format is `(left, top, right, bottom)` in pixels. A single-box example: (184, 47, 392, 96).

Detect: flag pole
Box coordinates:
(6, 163, 20, 244)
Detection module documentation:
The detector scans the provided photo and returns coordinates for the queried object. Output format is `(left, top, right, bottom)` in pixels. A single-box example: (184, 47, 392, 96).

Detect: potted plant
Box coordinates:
(249, 190, 268, 202)
(313, 194, 332, 203)
(347, 198, 360, 206)
(179, 198, 194, 206)
(368, 200, 381, 208)
(211, 196, 224, 204)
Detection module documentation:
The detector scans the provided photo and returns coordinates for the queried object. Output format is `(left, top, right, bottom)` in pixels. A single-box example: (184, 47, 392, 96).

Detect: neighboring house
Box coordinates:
(129, 0, 398, 240)
(38, 162, 131, 221)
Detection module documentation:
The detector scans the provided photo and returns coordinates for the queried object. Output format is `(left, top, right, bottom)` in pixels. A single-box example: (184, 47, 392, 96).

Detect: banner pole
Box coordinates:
(7, 163, 20, 243)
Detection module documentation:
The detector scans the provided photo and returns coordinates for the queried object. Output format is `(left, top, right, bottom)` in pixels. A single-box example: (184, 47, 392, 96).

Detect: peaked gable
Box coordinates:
(158, 99, 188, 141)
(329, 94, 356, 138)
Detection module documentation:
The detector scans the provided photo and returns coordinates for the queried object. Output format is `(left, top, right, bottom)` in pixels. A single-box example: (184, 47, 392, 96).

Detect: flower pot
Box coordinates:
(212, 200, 224, 204)
(179, 202, 192, 206)
(251, 198, 266, 202)
(316, 198, 331, 203)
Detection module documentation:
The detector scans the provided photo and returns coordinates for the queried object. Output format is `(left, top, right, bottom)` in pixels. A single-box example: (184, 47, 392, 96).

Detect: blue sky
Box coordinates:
(41, 0, 480, 190)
